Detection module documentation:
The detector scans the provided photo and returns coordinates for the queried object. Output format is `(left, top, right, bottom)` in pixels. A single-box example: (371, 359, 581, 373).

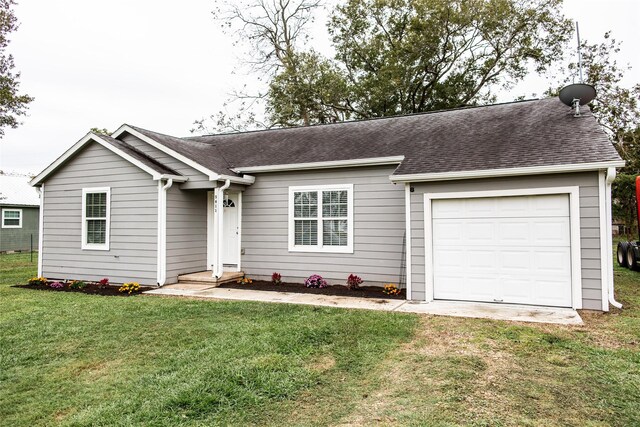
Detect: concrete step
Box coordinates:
(176, 271, 244, 286)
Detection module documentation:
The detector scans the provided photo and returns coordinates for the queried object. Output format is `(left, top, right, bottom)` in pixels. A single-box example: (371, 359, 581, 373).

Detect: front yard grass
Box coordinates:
(1, 251, 639, 426)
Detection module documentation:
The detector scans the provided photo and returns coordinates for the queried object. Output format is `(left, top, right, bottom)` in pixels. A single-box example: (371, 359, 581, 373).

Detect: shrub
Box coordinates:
(271, 272, 282, 285)
(305, 274, 328, 288)
(237, 277, 253, 285)
(28, 277, 47, 286)
(119, 282, 140, 294)
(346, 274, 363, 290)
(49, 281, 64, 290)
(68, 280, 87, 290)
(383, 284, 401, 296)
(98, 278, 109, 288)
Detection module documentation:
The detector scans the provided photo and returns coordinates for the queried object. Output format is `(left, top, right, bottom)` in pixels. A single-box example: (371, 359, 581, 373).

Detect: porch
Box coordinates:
(163, 271, 245, 290)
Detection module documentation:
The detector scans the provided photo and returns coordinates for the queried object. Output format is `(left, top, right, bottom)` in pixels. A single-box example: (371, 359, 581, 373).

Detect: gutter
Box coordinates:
(605, 167, 623, 308)
(157, 178, 173, 286)
(213, 179, 231, 279)
(390, 161, 627, 183)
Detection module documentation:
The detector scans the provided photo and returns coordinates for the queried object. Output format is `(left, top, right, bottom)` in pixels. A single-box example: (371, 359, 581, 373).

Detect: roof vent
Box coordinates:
(558, 22, 596, 117)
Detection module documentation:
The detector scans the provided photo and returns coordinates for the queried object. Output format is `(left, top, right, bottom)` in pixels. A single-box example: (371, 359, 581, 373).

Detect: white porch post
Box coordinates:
(213, 179, 231, 278)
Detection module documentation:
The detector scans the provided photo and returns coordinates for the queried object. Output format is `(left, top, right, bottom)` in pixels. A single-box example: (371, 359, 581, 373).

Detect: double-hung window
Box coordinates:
(2, 209, 22, 228)
(82, 187, 110, 250)
(289, 184, 353, 253)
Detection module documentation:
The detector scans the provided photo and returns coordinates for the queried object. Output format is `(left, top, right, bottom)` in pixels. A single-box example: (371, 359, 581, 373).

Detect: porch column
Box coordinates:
(213, 179, 231, 278)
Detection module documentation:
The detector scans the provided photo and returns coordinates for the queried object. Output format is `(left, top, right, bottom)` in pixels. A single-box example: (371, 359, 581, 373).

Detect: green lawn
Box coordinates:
(1, 251, 639, 426)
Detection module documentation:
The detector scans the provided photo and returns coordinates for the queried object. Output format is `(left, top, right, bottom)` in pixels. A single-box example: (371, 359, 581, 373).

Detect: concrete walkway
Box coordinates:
(144, 286, 583, 325)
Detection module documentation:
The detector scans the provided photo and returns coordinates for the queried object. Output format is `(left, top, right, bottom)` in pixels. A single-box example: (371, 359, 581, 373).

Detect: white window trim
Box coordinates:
(2, 208, 23, 228)
(423, 186, 582, 309)
(81, 187, 111, 251)
(288, 184, 354, 253)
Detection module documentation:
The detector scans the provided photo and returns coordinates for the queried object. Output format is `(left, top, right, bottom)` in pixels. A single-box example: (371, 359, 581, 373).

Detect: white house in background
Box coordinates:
(1, 174, 40, 252)
(30, 98, 624, 311)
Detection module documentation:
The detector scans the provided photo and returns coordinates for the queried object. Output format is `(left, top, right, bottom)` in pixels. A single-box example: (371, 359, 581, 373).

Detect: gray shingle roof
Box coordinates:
(97, 134, 181, 176)
(126, 98, 622, 178)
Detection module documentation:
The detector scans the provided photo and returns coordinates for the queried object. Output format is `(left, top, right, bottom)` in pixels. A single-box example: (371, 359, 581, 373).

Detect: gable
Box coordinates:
(31, 133, 185, 187)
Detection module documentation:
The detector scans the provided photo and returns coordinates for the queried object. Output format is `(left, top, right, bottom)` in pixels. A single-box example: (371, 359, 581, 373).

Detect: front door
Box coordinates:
(222, 193, 239, 269)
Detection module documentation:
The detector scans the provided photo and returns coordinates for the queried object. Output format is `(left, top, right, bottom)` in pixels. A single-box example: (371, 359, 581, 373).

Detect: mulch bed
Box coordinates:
(12, 283, 153, 296)
(219, 280, 406, 299)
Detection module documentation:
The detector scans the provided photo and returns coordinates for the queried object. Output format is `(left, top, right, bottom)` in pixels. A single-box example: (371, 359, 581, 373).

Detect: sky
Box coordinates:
(1, 0, 638, 176)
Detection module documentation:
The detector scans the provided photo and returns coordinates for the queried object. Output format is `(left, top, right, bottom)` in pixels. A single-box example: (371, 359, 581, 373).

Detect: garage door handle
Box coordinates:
(494, 298, 503, 302)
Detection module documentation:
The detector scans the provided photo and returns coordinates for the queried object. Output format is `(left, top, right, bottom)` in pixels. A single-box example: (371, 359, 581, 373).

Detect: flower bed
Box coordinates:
(14, 279, 152, 296)
(220, 280, 406, 299)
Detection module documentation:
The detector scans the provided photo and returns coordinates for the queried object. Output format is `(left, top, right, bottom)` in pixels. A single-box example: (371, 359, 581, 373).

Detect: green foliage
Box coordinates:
(613, 174, 638, 239)
(90, 127, 110, 135)
(267, 51, 351, 126)
(328, 0, 572, 118)
(68, 280, 87, 290)
(0, 252, 417, 426)
(200, 0, 573, 130)
(0, 0, 33, 137)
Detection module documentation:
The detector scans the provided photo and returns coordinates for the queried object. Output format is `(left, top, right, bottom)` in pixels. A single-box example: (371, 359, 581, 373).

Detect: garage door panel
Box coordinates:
(432, 220, 463, 242)
(500, 277, 531, 301)
(431, 194, 573, 308)
(533, 249, 571, 276)
(464, 221, 494, 241)
(532, 280, 572, 306)
(467, 250, 497, 271)
(498, 221, 531, 244)
(531, 219, 570, 245)
(499, 250, 531, 273)
(435, 275, 497, 301)
(433, 248, 463, 272)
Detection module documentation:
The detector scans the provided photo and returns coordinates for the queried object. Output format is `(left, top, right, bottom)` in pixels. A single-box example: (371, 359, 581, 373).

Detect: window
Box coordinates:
(82, 188, 110, 250)
(2, 209, 22, 228)
(289, 184, 353, 253)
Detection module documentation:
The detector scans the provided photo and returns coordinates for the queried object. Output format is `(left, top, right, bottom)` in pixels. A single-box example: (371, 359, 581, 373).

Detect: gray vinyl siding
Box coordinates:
(41, 141, 159, 285)
(121, 133, 212, 186)
(0, 205, 39, 252)
(165, 186, 207, 283)
(241, 166, 405, 286)
(408, 172, 603, 310)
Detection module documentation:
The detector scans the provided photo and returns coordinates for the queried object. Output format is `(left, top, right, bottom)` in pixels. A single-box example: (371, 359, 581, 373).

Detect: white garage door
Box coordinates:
(432, 194, 572, 307)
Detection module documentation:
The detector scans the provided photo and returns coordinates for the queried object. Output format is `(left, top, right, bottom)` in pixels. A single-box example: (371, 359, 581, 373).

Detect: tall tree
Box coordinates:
(193, 0, 325, 132)
(327, 0, 573, 118)
(0, 0, 32, 137)
(557, 33, 640, 236)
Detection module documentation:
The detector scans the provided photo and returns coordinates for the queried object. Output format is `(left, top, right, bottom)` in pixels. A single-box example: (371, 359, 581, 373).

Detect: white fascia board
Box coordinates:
(389, 161, 627, 183)
(112, 124, 220, 181)
(233, 156, 405, 173)
(219, 173, 255, 185)
(30, 133, 169, 186)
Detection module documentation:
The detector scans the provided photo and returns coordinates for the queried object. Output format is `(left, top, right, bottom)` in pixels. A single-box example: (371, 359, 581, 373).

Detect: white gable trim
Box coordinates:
(234, 156, 405, 173)
(30, 133, 187, 186)
(112, 125, 255, 185)
(390, 161, 626, 183)
(113, 124, 220, 180)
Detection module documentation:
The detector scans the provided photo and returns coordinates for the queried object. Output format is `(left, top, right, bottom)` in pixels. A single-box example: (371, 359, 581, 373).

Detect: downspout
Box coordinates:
(157, 178, 173, 286)
(36, 184, 44, 277)
(213, 179, 231, 279)
(606, 167, 622, 308)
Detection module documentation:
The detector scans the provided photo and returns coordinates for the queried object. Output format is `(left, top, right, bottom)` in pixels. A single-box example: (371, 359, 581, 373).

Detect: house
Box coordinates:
(30, 98, 624, 311)
(1, 174, 40, 253)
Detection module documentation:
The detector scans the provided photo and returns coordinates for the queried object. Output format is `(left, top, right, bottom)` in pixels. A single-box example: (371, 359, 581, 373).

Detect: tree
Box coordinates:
(327, 0, 573, 118)
(0, 0, 32, 137)
(556, 33, 640, 236)
(193, 0, 325, 132)
(90, 127, 110, 135)
(267, 50, 351, 125)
